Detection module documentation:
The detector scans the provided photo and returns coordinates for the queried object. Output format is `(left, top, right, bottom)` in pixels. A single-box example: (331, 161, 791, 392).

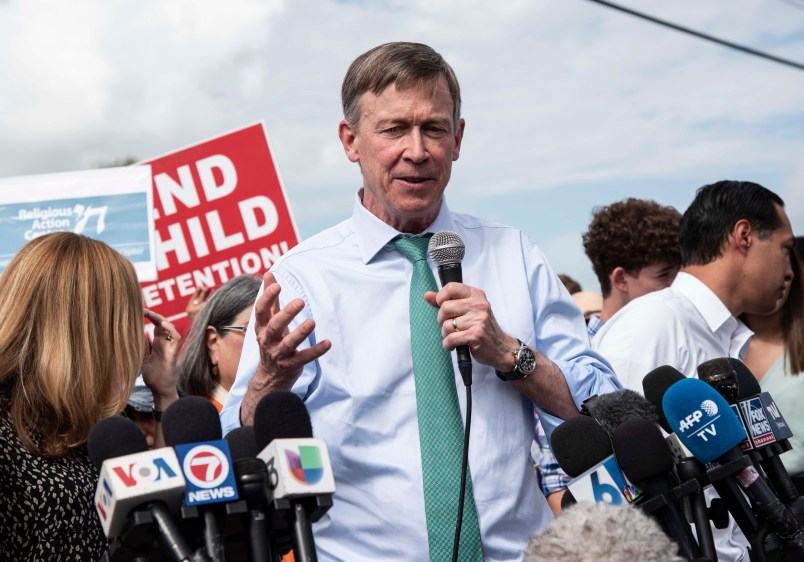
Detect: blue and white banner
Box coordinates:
(0, 166, 156, 280)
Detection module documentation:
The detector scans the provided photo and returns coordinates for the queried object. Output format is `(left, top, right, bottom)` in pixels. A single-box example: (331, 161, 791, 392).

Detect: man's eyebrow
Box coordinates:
(376, 118, 407, 127)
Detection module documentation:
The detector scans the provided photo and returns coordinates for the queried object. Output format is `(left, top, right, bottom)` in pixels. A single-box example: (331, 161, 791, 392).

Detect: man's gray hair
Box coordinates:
(341, 41, 461, 130)
(524, 503, 685, 562)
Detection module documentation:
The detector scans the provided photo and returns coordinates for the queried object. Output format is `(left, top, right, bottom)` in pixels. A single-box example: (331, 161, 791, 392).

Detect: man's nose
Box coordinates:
(403, 129, 428, 162)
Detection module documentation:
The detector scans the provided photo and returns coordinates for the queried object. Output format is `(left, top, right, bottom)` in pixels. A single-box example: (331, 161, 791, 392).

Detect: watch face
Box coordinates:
(517, 346, 537, 375)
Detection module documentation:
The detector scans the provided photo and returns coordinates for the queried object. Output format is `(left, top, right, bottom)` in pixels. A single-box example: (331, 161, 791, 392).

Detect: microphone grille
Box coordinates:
(729, 358, 761, 397)
(697, 357, 734, 382)
(428, 231, 465, 266)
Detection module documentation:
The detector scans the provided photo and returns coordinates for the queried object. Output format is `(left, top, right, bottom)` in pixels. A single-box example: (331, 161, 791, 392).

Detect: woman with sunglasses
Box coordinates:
(178, 274, 261, 412)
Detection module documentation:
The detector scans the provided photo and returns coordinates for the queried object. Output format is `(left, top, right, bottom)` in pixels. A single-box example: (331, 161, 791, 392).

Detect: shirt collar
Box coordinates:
(672, 272, 734, 333)
(671, 272, 753, 355)
(351, 189, 457, 264)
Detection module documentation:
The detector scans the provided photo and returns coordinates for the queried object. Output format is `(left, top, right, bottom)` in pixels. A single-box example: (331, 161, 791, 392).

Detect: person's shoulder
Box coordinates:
(451, 211, 535, 248)
(274, 218, 356, 267)
(595, 288, 686, 341)
(452, 211, 521, 235)
(617, 286, 688, 319)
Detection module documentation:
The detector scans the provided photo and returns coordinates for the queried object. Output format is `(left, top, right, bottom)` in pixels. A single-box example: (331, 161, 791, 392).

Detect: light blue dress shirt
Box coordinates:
(223, 193, 620, 561)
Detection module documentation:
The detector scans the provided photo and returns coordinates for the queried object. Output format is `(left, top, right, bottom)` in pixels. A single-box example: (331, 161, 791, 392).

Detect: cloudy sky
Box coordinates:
(1, 0, 803, 290)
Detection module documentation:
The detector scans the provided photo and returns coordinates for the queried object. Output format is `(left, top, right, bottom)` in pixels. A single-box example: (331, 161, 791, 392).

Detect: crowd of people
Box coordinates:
(0, 41, 802, 562)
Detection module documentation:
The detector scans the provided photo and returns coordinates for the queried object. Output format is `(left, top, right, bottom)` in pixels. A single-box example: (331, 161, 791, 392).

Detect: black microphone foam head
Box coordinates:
(697, 357, 735, 381)
(253, 391, 313, 451)
(642, 365, 685, 433)
(613, 417, 674, 483)
(583, 389, 658, 437)
(729, 358, 761, 398)
(697, 357, 739, 403)
(87, 415, 149, 470)
(225, 425, 259, 461)
(162, 395, 222, 446)
(428, 231, 465, 266)
(550, 415, 612, 478)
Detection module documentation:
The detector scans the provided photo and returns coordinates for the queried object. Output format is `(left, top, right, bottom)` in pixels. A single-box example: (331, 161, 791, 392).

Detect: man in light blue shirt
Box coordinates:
(222, 42, 619, 561)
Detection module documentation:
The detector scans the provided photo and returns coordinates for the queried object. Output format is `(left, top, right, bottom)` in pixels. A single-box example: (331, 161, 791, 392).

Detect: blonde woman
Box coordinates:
(0, 232, 180, 560)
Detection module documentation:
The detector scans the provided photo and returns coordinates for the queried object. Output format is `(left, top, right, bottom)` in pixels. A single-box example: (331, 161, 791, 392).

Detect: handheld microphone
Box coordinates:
(551, 415, 635, 505)
(225, 426, 274, 562)
(613, 417, 703, 560)
(163, 396, 239, 562)
(582, 388, 659, 437)
(728, 358, 799, 504)
(663, 378, 804, 551)
(697, 359, 757, 454)
(428, 230, 477, 562)
(428, 230, 472, 386)
(254, 392, 335, 562)
(643, 365, 686, 434)
(729, 358, 794, 444)
(642, 366, 718, 559)
(87, 416, 205, 562)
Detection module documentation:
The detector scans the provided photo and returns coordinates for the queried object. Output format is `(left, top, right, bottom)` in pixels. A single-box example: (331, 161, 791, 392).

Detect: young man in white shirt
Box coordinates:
(582, 197, 682, 338)
(594, 180, 796, 561)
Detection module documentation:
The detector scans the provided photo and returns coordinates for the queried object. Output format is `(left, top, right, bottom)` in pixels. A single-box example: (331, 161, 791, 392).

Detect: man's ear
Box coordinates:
(206, 326, 220, 366)
(452, 118, 466, 161)
(610, 267, 628, 293)
(338, 119, 360, 163)
(731, 219, 753, 255)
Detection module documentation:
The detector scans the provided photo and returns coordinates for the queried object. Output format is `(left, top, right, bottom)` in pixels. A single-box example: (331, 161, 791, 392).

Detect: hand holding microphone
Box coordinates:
(424, 231, 533, 386)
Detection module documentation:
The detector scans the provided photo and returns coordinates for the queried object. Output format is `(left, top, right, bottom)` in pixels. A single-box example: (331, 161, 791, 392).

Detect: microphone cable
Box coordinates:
(451, 364, 473, 562)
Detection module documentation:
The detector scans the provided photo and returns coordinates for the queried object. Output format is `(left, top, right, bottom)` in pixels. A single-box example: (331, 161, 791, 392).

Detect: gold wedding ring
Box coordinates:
(452, 318, 460, 331)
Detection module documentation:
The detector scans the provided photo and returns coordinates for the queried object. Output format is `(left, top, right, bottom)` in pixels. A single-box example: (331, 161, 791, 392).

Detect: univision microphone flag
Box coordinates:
(257, 438, 336, 501)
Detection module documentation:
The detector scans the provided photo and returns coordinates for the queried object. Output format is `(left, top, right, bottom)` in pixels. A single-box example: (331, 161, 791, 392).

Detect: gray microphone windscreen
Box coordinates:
(428, 231, 465, 266)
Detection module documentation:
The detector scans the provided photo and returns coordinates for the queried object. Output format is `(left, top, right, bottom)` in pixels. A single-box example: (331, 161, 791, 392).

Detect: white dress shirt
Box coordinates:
(593, 271, 753, 561)
(223, 193, 620, 561)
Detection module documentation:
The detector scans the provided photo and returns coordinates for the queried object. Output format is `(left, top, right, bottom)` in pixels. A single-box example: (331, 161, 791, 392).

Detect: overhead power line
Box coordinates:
(776, 0, 804, 13)
(583, 0, 804, 73)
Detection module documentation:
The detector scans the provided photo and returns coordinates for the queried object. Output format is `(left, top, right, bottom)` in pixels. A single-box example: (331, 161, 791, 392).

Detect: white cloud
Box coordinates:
(0, 0, 802, 265)
(0, 0, 112, 137)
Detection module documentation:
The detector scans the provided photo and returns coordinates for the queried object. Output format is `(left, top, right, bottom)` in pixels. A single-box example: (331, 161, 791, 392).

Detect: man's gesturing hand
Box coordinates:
(241, 272, 331, 425)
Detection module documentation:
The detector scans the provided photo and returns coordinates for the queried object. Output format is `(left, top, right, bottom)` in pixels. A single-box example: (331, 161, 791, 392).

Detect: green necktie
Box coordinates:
(391, 235, 484, 562)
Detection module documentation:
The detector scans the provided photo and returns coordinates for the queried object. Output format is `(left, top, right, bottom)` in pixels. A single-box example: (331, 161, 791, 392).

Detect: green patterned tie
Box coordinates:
(391, 235, 484, 562)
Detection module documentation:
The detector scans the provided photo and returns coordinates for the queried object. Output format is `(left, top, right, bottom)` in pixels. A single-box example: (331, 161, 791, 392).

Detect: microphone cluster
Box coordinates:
(552, 358, 804, 562)
(88, 393, 335, 562)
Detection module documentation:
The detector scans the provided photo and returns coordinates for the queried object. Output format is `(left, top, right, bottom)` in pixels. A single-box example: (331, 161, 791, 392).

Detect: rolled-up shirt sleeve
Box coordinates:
(523, 239, 621, 437)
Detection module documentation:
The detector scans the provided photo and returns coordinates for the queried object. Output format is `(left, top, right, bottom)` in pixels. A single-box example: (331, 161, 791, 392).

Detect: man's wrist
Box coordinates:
(495, 337, 539, 381)
(496, 335, 521, 373)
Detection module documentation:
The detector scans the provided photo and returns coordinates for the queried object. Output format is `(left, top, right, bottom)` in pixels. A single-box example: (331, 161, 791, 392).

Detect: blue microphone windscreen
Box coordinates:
(662, 378, 746, 463)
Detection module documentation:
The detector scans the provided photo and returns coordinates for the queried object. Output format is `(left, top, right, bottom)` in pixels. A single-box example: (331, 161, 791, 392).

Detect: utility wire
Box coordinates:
(583, 0, 804, 72)
(776, 0, 804, 12)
